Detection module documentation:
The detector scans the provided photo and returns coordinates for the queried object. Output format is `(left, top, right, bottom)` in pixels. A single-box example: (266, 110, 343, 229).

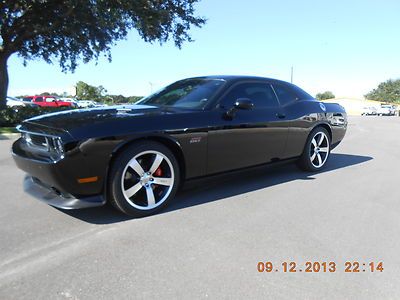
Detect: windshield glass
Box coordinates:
(138, 78, 226, 109)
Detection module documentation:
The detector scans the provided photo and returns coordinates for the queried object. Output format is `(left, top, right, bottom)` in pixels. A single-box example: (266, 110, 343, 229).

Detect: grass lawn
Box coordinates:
(0, 127, 18, 134)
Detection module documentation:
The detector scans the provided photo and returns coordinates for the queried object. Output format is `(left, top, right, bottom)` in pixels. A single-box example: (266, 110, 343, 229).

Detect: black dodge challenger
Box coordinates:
(12, 76, 347, 217)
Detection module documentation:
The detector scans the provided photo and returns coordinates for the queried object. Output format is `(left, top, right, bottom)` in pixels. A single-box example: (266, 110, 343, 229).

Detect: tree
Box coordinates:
(0, 1, 205, 109)
(127, 96, 143, 103)
(39, 92, 60, 97)
(76, 81, 106, 100)
(108, 94, 129, 104)
(316, 91, 335, 100)
(365, 79, 400, 103)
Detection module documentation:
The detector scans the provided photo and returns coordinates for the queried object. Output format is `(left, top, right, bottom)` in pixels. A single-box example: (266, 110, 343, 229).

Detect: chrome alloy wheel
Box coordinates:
(309, 132, 330, 168)
(121, 150, 174, 210)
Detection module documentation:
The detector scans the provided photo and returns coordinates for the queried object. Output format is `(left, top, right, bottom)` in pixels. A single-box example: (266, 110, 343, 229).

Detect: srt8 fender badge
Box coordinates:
(190, 137, 202, 144)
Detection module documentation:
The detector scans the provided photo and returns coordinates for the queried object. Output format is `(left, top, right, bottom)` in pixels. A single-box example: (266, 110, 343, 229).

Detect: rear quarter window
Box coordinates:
(272, 84, 298, 106)
(273, 83, 314, 106)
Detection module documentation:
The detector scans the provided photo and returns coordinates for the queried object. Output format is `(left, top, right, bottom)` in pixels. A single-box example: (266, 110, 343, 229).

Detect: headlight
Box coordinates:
(21, 131, 64, 155)
(49, 137, 64, 155)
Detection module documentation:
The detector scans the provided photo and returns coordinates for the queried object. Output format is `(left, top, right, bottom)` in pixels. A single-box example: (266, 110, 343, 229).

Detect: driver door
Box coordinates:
(206, 81, 288, 174)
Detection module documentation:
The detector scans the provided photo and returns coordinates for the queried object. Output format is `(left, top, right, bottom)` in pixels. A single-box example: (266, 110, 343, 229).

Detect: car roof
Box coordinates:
(184, 75, 292, 85)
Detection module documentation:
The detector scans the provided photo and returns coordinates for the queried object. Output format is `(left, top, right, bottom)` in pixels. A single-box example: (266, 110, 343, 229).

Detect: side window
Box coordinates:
(35, 97, 43, 102)
(273, 84, 298, 106)
(220, 82, 279, 109)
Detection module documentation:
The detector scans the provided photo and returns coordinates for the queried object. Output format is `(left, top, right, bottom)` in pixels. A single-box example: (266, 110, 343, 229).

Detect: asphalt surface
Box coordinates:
(1, 116, 400, 299)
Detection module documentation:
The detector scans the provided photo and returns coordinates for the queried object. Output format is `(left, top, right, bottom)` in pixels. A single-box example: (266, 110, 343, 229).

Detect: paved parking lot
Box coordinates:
(1, 116, 400, 299)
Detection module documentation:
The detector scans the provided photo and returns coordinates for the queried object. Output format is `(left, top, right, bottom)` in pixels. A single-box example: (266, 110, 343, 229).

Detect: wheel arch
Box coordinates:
(312, 122, 332, 142)
(106, 135, 186, 189)
(297, 122, 332, 171)
(298, 122, 332, 157)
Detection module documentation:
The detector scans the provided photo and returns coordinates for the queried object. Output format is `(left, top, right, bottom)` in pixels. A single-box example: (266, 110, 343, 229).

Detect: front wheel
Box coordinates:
(108, 141, 180, 217)
(297, 127, 331, 172)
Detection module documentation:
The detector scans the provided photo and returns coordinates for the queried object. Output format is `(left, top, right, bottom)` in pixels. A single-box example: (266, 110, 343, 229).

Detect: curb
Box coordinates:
(0, 133, 19, 140)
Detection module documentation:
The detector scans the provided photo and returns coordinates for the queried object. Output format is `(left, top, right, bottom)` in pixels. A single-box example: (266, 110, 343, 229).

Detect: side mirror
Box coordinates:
(224, 98, 254, 119)
(234, 98, 254, 110)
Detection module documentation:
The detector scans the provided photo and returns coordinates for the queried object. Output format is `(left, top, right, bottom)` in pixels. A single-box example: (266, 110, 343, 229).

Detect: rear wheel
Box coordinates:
(298, 127, 331, 172)
(108, 141, 180, 217)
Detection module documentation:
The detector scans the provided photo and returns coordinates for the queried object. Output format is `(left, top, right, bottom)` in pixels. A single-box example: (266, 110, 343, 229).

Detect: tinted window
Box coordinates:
(290, 84, 313, 100)
(273, 83, 313, 105)
(139, 79, 226, 109)
(23, 97, 33, 102)
(273, 84, 298, 106)
(220, 82, 279, 109)
(35, 97, 43, 102)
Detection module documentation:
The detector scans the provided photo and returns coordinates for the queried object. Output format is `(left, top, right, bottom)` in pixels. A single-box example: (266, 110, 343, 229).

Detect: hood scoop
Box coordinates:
(116, 104, 157, 113)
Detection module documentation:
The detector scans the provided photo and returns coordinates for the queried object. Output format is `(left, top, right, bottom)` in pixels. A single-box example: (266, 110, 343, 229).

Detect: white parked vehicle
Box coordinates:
(77, 100, 102, 108)
(377, 104, 396, 116)
(59, 98, 78, 107)
(6, 96, 25, 107)
(361, 106, 377, 116)
(6, 96, 39, 108)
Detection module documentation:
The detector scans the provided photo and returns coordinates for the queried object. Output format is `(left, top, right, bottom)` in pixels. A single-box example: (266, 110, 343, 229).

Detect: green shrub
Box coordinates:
(0, 106, 74, 127)
(316, 91, 335, 100)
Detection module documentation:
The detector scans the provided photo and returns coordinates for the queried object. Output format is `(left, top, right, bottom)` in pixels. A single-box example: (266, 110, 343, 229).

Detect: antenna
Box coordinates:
(291, 66, 294, 83)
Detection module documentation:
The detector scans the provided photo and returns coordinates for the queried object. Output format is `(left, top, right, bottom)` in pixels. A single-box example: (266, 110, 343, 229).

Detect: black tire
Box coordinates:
(297, 127, 331, 172)
(108, 141, 180, 217)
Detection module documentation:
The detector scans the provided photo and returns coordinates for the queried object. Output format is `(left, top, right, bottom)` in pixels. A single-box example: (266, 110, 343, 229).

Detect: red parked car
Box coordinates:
(22, 95, 75, 108)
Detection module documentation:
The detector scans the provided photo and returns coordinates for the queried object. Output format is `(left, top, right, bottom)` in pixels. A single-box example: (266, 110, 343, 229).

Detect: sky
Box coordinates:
(7, 0, 400, 98)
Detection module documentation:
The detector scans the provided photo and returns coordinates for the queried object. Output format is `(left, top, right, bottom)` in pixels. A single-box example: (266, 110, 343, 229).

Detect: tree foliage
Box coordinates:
(0, 0, 206, 108)
(75, 81, 143, 103)
(76, 81, 107, 100)
(365, 79, 400, 103)
(316, 91, 335, 100)
(107, 94, 143, 104)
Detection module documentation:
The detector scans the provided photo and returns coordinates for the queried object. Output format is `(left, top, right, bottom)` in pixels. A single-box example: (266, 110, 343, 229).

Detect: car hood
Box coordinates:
(21, 104, 193, 139)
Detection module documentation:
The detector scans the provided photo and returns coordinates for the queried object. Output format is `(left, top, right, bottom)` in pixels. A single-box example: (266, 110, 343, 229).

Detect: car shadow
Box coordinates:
(58, 153, 372, 224)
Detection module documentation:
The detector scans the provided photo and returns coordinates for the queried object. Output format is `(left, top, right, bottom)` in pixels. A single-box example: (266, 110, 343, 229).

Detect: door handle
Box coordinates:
(276, 113, 286, 119)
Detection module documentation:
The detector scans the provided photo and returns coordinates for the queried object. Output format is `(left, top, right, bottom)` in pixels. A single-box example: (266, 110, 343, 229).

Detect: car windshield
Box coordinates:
(138, 78, 226, 109)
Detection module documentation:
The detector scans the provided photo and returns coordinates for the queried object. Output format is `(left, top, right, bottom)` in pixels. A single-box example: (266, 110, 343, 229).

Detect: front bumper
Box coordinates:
(23, 176, 105, 209)
(12, 138, 106, 197)
(12, 136, 109, 209)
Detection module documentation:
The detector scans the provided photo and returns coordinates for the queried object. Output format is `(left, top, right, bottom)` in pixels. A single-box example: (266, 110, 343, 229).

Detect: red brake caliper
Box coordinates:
(154, 167, 162, 177)
(153, 167, 163, 192)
